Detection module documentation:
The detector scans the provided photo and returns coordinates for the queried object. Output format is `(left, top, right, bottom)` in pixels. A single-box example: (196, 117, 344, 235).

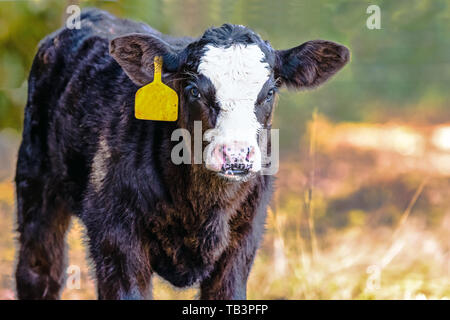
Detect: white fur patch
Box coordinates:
(91, 136, 111, 192)
(198, 44, 270, 172)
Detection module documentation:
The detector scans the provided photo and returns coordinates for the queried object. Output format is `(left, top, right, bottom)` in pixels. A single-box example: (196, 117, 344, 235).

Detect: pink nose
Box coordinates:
(210, 142, 256, 174)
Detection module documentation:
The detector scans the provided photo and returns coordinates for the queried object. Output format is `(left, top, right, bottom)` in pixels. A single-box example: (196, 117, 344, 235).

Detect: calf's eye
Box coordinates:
(190, 87, 201, 99)
(266, 89, 275, 102)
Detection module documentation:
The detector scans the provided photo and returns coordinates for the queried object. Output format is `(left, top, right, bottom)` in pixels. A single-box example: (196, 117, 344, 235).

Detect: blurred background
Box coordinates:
(0, 0, 449, 299)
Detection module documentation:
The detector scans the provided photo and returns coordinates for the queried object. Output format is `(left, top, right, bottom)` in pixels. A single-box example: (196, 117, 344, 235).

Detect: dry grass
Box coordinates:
(248, 210, 449, 300)
(0, 118, 449, 300)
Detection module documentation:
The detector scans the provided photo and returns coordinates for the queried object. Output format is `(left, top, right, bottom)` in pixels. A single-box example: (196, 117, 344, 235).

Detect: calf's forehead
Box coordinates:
(197, 44, 271, 104)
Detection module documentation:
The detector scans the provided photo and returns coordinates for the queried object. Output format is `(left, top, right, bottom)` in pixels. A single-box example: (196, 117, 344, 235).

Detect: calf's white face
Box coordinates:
(198, 44, 270, 176)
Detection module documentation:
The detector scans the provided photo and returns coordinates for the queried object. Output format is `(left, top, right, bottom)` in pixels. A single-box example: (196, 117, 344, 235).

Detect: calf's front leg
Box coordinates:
(200, 242, 258, 300)
(200, 205, 267, 300)
(85, 220, 152, 300)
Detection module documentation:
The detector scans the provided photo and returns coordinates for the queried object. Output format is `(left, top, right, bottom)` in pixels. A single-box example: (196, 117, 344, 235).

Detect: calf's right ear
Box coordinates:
(109, 33, 179, 86)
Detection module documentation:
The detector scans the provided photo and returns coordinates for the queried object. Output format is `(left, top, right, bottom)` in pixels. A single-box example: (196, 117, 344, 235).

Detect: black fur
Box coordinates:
(15, 8, 349, 300)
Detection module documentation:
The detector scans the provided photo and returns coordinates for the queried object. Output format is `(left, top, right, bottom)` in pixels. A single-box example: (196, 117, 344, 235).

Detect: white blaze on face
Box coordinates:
(198, 44, 270, 172)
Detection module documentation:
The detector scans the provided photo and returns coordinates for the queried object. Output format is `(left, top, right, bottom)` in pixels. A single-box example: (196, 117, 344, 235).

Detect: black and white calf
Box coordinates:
(15, 9, 349, 299)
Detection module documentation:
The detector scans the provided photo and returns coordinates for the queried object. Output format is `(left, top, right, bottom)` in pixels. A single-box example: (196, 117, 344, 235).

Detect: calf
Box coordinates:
(15, 9, 349, 299)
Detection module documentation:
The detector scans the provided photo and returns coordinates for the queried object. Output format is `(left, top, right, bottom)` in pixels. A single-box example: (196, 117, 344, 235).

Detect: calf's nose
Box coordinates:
(209, 142, 256, 175)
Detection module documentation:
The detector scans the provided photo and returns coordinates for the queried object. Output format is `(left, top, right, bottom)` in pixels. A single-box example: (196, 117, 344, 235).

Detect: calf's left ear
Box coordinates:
(109, 33, 179, 86)
(274, 40, 350, 89)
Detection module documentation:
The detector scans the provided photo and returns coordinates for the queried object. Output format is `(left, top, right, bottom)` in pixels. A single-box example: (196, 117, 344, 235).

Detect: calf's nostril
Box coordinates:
(246, 146, 255, 162)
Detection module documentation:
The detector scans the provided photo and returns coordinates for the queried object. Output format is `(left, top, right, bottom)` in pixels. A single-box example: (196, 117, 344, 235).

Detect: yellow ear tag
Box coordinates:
(135, 56, 178, 121)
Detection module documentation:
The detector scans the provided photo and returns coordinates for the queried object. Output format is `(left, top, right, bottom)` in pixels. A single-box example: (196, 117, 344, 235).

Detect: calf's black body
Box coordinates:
(15, 9, 349, 300)
(15, 9, 272, 300)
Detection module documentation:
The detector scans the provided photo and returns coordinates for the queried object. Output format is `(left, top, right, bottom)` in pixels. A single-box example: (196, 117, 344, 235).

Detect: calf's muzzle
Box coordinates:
(207, 141, 256, 177)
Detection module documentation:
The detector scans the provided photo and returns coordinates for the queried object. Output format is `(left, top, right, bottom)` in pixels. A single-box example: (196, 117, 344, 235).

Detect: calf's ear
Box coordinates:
(274, 40, 349, 89)
(109, 33, 179, 86)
